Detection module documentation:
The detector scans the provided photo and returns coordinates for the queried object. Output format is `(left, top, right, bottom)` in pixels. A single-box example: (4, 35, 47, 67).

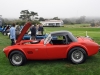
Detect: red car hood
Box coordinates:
(16, 22, 31, 43)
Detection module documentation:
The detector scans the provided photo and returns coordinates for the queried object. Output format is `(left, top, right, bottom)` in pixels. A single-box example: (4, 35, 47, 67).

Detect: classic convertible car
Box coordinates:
(3, 22, 99, 66)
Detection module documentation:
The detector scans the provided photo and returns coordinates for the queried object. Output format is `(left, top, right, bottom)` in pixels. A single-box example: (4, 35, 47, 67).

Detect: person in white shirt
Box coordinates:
(10, 23, 16, 45)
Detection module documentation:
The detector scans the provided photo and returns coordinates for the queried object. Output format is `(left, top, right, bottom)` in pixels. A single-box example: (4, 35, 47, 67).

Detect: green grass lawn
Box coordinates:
(1, 26, 100, 75)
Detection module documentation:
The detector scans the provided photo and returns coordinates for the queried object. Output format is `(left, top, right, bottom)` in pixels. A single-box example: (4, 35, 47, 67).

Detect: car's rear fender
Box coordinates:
(66, 44, 88, 58)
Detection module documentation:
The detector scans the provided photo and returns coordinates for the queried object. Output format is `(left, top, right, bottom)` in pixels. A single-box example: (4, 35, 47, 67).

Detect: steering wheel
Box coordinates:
(49, 40, 53, 45)
(63, 40, 66, 44)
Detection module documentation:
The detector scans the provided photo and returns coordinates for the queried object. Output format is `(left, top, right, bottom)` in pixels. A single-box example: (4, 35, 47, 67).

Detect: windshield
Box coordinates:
(44, 34, 52, 44)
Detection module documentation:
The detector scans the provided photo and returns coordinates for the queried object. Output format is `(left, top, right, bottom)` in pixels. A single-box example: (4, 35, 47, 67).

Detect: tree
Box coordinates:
(39, 17, 45, 21)
(31, 20, 40, 25)
(19, 10, 30, 21)
(53, 17, 60, 20)
(63, 19, 71, 24)
(79, 16, 86, 23)
(19, 10, 38, 22)
(30, 11, 38, 20)
(76, 16, 86, 24)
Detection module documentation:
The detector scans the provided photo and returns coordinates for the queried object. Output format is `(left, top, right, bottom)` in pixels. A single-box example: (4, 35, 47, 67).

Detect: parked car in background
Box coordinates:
(1, 25, 10, 35)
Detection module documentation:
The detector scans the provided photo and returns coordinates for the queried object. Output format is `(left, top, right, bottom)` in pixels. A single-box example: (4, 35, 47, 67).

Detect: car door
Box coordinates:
(46, 44, 68, 59)
(46, 35, 69, 59)
(23, 44, 47, 60)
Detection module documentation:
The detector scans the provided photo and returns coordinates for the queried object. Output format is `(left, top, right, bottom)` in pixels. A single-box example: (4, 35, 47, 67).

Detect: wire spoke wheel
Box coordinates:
(9, 51, 27, 66)
(68, 47, 87, 64)
(12, 54, 22, 65)
(71, 50, 83, 63)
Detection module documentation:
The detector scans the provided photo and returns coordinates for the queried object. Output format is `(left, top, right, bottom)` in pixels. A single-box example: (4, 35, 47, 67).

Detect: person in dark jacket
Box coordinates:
(40, 24, 44, 35)
(30, 25, 36, 40)
(38, 25, 41, 35)
(38, 24, 44, 35)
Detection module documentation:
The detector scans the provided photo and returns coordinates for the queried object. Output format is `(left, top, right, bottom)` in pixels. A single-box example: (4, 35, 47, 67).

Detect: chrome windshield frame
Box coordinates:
(44, 34, 52, 45)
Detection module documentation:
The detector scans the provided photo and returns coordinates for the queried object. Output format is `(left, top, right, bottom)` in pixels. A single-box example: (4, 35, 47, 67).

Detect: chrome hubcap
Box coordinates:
(71, 50, 83, 62)
(12, 54, 22, 65)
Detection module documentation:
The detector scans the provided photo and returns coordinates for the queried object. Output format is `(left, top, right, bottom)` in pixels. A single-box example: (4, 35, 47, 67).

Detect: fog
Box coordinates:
(0, 0, 100, 19)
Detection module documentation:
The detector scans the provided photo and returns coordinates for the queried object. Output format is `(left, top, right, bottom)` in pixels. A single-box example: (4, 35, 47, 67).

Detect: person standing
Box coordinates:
(16, 25, 20, 40)
(36, 24, 39, 35)
(10, 23, 16, 45)
(30, 25, 36, 40)
(40, 24, 44, 35)
(38, 25, 41, 35)
(38, 24, 44, 35)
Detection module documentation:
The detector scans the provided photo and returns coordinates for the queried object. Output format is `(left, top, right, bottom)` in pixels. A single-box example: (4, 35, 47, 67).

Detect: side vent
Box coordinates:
(27, 51, 33, 54)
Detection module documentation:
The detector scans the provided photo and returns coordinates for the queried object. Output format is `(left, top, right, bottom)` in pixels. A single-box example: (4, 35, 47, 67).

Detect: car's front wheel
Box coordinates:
(68, 47, 87, 64)
(9, 51, 27, 66)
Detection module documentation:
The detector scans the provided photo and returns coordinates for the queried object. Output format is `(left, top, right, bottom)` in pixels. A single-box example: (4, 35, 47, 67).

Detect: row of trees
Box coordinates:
(2, 10, 100, 25)
(2, 10, 39, 25)
(2, 10, 62, 25)
(38, 16, 86, 24)
(63, 16, 86, 24)
(2, 19, 40, 25)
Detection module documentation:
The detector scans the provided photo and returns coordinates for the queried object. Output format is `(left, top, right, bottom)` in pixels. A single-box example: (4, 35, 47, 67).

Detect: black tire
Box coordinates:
(9, 51, 27, 66)
(68, 47, 87, 64)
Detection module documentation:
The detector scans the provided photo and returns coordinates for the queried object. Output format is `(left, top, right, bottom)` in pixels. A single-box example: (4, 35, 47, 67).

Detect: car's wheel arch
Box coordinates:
(66, 45, 88, 58)
(8, 49, 27, 59)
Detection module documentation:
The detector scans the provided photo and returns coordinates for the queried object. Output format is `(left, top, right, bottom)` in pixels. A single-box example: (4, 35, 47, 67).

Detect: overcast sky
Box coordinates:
(0, 0, 100, 19)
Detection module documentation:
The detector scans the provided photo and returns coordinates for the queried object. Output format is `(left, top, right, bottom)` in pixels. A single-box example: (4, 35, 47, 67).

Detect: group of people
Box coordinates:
(9, 23, 44, 45)
(30, 24, 44, 40)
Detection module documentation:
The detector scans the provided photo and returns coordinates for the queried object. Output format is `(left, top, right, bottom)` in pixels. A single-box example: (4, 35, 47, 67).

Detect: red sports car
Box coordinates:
(3, 22, 99, 66)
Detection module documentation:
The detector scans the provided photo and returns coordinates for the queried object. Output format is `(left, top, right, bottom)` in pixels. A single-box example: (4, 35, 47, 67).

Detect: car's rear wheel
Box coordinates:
(68, 47, 87, 64)
(9, 51, 27, 66)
